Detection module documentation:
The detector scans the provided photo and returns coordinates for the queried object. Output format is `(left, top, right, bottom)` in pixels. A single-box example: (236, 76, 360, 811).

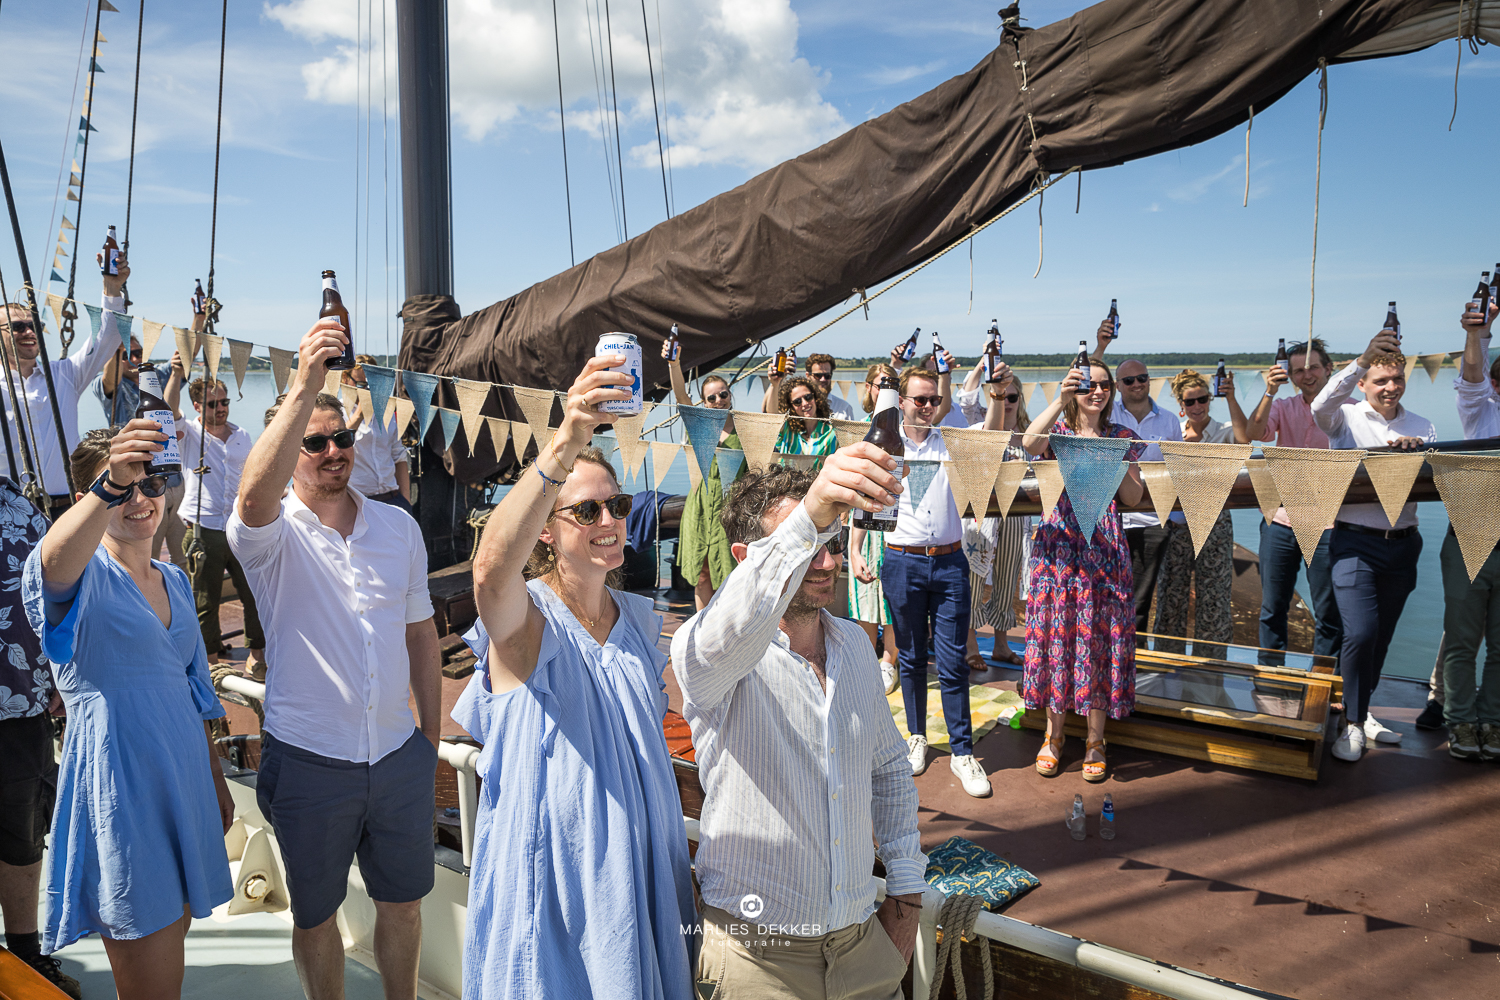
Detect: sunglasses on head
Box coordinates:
(1182, 394, 1212, 407)
(1118, 374, 1150, 387)
(703, 389, 732, 404)
(904, 394, 943, 407)
(118, 472, 183, 500)
(301, 429, 356, 452)
(551, 493, 632, 525)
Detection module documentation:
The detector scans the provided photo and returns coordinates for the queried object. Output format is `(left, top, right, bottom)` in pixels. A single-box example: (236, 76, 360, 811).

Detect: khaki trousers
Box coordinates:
(696, 904, 907, 1000)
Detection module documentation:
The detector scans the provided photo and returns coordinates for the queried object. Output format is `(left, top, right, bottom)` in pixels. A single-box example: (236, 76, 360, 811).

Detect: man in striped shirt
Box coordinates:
(672, 450, 926, 1000)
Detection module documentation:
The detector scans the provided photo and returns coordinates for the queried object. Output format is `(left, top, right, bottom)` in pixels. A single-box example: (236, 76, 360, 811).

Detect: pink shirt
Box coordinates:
(1259, 393, 1330, 529)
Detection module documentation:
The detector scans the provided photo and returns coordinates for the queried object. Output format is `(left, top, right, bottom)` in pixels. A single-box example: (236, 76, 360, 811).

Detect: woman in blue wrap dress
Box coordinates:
(456, 355, 695, 1000)
(23, 423, 234, 999)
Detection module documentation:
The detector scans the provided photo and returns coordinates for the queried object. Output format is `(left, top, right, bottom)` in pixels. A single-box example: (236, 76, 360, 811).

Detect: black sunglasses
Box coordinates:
(119, 472, 183, 500)
(301, 429, 356, 452)
(1001, 392, 1019, 403)
(203, 399, 230, 409)
(1118, 374, 1150, 387)
(808, 371, 833, 381)
(6, 320, 35, 334)
(790, 393, 817, 406)
(822, 535, 845, 556)
(904, 394, 943, 407)
(703, 389, 732, 404)
(552, 493, 632, 526)
(1182, 394, 1212, 407)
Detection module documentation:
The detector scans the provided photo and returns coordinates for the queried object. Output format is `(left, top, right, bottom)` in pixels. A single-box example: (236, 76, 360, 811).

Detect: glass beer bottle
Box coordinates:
(1107, 299, 1121, 339)
(851, 374, 904, 533)
(1383, 301, 1400, 344)
(320, 270, 356, 370)
(135, 364, 182, 476)
(1074, 340, 1092, 392)
(101, 226, 121, 276)
(1274, 338, 1289, 375)
(1213, 359, 1228, 398)
(899, 327, 920, 362)
(983, 321, 1004, 384)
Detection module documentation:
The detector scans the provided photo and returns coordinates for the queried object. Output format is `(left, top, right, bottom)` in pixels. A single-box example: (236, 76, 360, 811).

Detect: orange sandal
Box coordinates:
(1082, 739, 1108, 783)
(1035, 736, 1065, 777)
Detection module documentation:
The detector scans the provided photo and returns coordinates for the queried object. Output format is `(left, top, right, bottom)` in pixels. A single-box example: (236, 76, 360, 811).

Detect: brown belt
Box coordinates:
(886, 541, 962, 557)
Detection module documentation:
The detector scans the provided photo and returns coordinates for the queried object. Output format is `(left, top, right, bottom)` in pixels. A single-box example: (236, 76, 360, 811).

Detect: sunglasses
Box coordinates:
(551, 493, 632, 525)
(904, 394, 943, 407)
(1000, 392, 1019, 403)
(821, 535, 845, 556)
(809, 371, 833, 381)
(6, 320, 35, 335)
(1182, 394, 1212, 407)
(301, 429, 356, 452)
(203, 399, 230, 409)
(703, 389, 732, 404)
(790, 393, 817, 406)
(118, 472, 183, 500)
(1083, 381, 1114, 393)
(1118, 374, 1150, 387)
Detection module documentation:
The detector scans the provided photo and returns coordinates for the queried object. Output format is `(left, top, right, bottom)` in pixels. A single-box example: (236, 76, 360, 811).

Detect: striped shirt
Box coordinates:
(671, 501, 926, 933)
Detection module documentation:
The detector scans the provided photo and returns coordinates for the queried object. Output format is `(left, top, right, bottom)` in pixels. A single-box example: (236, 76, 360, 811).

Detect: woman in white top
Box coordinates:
(1152, 368, 1248, 655)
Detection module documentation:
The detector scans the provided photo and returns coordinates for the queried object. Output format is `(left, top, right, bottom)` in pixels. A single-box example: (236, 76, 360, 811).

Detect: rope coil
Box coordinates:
(926, 893, 994, 1000)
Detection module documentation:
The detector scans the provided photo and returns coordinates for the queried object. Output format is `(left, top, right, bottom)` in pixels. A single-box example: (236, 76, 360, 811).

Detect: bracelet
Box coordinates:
(535, 464, 566, 496)
(1264, 390, 1277, 398)
(548, 445, 576, 475)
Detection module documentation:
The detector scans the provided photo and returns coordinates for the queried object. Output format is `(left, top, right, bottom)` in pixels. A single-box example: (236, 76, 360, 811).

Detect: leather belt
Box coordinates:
(1335, 521, 1418, 540)
(886, 541, 962, 557)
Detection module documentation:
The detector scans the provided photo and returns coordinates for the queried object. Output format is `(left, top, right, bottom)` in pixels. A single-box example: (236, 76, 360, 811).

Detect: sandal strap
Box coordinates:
(1086, 739, 1106, 751)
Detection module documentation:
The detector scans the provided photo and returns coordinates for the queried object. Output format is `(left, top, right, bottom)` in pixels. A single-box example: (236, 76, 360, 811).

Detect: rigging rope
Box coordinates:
(1307, 59, 1328, 340)
(1243, 104, 1253, 207)
(925, 894, 994, 1000)
(552, 0, 577, 266)
(121, 0, 145, 310)
(59, 0, 109, 357)
(585, 0, 623, 243)
(0, 264, 44, 496)
(381, 0, 391, 358)
(639, 0, 670, 220)
(652, 0, 674, 214)
(602, 0, 628, 238)
(33, 1, 93, 300)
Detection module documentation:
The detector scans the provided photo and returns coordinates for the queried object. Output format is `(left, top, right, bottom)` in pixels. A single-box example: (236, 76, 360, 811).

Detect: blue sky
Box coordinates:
(1, 0, 1496, 366)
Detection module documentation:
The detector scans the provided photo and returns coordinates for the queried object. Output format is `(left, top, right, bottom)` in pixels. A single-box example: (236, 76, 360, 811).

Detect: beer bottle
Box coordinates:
(1074, 340, 1092, 393)
(319, 270, 356, 370)
(900, 327, 920, 362)
(135, 363, 182, 476)
(788, 347, 797, 374)
(1107, 298, 1121, 339)
(100, 225, 121, 276)
(931, 330, 950, 373)
(1274, 338, 1289, 375)
(665, 322, 681, 362)
(1490, 265, 1499, 306)
(1383, 301, 1400, 344)
(1474, 272, 1491, 327)
(1213, 359, 1228, 398)
(983, 320, 1004, 384)
(773, 346, 788, 377)
(191, 279, 207, 316)
(851, 374, 904, 533)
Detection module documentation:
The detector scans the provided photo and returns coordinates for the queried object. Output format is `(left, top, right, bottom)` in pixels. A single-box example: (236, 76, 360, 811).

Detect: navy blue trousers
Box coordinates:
(1330, 528, 1421, 725)
(1258, 521, 1343, 664)
(881, 547, 973, 755)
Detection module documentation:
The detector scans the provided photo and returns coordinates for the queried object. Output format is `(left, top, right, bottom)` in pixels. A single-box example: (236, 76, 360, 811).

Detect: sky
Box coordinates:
(0, 0, 1497, 367)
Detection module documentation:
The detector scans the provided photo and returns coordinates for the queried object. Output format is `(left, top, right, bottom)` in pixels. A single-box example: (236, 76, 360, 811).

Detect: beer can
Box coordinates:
(596, 333, 643, 414)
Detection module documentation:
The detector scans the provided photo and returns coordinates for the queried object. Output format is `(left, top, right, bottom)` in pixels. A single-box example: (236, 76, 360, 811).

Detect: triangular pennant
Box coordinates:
(323, 367, 342, 398)
(679, 404, 730, 484)
(1022, 382, 1041, 407)
(68, 173, 82, 189)
(1032, 460, 1064, 523)
(452, 378, 491, 454)
(83, 302, 102, 338)
(95, 29, 107, 42)
(992, 459, 1028, 519)
(715, 448, 745, 497)
(79, 116, 97, 132)
(49, 269, 65, 282)
(683, 444, 703, 490)
(1244, 458, 1281, 524)
(1429, 454, 1500, 581)
(510, 387, 558, 447)
(60, 216, 75, 231)
(174, 325, 200, 370)
(835, 379, 853, 399)
(356, 388, 376, 429)
(938, 427, 1010, 519)
(830, 418, 867, 451)
(388, 396, 415, 435)
(57, 230, 69, 246)
(1052, 435, 1133, 535)
(650, 441, 681, 489)
(364, 364, 397, 428)
(905, 460, 942, 509)
(1238, 370, 1264, 399)
(1361, 452, 1426, 528)
(227, 338, 253, 395)
(510, 414, 534, 457)
(139, 319, 166, 360)
(484, 417, 512, 459)
(1159, 441, 1252, 555)
(46, 293, 66, 332)
(51, 255, 63, 270)
(612, 410, 649, 480)
(1263, 446, 1367, 565)
(200, 333, 223, 378)
(435, 407, 462, 452)
(1419, 353, 1447, 382)
(88, 58, 105, 73)
(66, 191, 80, 203)
(339, 382, 358, 416)
(267, 346, 295, 394)
(1402, 354, 1420, 381)
(1038, 381, 1059, 403)
(403, 371, 441, 442)
(106, 311, 132, 351)
(731, 411, 784, 471)
(1136, 462, 1180, 526)
(590, 432, 618, 466)
(99, 0, 119, 11)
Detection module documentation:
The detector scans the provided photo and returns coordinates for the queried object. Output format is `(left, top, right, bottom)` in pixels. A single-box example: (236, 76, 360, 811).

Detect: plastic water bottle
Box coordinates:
(1067, 794, 1085, 841)
(1100, 794, 1116, 840)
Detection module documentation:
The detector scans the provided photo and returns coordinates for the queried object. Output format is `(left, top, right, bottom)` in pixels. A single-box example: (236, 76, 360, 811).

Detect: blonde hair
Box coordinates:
(524, 446, 624, 588)
(1170, 368, 1209, 404)
(860, 363, 899, 414)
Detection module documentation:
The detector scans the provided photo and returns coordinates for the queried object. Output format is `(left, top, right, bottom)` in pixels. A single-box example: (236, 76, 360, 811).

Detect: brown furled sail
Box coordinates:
(403, 0, 1462, 481)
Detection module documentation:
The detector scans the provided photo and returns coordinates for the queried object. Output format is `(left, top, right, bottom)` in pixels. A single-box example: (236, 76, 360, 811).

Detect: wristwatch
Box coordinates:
(89, 469, 132, 508)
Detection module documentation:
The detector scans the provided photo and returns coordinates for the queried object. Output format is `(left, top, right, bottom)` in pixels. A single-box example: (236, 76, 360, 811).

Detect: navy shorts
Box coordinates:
(257, 728, 437, 928)
(0, 714, 57, 867)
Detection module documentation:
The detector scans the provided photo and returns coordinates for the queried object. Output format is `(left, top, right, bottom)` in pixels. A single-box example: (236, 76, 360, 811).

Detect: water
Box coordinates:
(1067, 793, 1086, 841)
(1100, 793, 1116, 840)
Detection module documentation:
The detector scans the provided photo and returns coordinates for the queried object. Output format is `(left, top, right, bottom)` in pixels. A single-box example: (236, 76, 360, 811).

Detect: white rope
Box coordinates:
(1243, 105, 1253, 207)
(1308, 60, 1328, 340)
(1032, 173, 1047, 279)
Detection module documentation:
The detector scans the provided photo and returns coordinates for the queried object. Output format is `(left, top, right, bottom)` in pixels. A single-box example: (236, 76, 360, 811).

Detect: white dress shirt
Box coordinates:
(671, 501, 925, 933)
(1110, 398, 1185, 528)
(1, 293, 120, 495)
(348, 404, 409, 497)
(179, 418, 253, 531)
(1312, 359, 1437, 530)
(1454, 334, 1497, 440)
(888, 425, 961, 546)
(825, 392, 856, 421)
(227, 488, 434, 763)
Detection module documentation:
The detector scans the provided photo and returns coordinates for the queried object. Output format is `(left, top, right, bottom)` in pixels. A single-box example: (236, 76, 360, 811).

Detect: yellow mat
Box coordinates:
(887, 678, 1023, 752)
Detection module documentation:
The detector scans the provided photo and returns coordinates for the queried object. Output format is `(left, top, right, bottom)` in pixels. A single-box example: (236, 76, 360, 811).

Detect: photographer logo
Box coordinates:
(739, 894, 764, 919)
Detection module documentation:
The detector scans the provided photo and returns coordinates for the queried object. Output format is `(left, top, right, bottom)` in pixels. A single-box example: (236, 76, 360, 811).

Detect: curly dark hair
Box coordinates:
(777, 375, 830, 438)
(721, 464, 818, 547)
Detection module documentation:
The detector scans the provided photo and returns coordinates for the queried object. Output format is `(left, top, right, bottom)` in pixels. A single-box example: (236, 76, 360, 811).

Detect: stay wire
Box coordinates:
(552, 0, 576, 266)
(0, 263, 39, 489)
(61, 0, 109, 356)
(121, 0, 145, 308)
(652, 0, 674, 214)
(364, 0, 373, 357)
(585, 0, 622, 242)
(1308, 59, 1327, 340)
(354, 0, 362, 356)
(31, 0, 92, 301)
(381, 0, 390, 359)
(639, 0, 670, 219)
(602, 0, 628, 239)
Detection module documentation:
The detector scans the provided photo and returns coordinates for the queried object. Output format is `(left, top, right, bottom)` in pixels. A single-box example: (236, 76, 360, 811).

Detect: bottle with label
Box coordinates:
(665, 322, 681, 362)
(931, 330, 950, 373)
(1100, 794, 1116, 840)
(1274, 338, 1289, 375)
(1213, 359, 1228, 398)
(900, 327, 920, 362)
(135, 364, 182, 476)
(983, 320, 1004, 384)
(773, 346, 789, 377)
(1473, 272, 1491, 327)
(101, 225, 121, 276)
(1073, 340, 1093, 393)
(1490, 266, 1499, 306)
(191, 279, 207, 316)
(319, 270, 356, 370)
(1383, 301, 1400, 344)
(788, 347, 797, 374)
(1107, 298, 1121, 339)
(850, 374, 904, 533)
(1067, 793, 1086, 841)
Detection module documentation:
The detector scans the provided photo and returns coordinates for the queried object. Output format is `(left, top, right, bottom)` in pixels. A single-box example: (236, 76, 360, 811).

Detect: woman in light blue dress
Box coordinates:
(23, 423, 233, 998)
(456, 355, 695, 999)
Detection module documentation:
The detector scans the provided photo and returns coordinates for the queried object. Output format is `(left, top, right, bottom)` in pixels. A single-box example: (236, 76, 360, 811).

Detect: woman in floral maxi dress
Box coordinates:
(1021, 357, 1145, 782)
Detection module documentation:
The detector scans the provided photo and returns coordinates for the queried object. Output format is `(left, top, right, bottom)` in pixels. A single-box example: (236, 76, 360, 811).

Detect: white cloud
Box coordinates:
(864, 60, 946, 86)
(266, 0, 848, 170)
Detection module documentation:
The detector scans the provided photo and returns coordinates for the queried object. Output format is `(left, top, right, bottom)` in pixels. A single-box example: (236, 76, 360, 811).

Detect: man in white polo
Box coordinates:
(229, 316, 441, 1000)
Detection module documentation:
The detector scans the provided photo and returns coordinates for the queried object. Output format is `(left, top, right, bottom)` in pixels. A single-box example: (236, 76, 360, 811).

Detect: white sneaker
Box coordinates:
(950, 754, 992, 797)
(1331, 723, 1365, 761)
(907, 735, 929, 776)
(1362, 715, 1402, 744)
(881, 660, 898, 695)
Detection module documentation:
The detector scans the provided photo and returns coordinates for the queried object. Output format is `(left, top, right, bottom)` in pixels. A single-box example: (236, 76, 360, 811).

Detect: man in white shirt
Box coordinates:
(228, 317, 441, 1000)
(874, 367, 990, 796)
(1312, 330, 1435, 763)
(1, 264, 125, 509)
(1441, 300, 1500, 760)
(342, 355, 412, 513)
(672, 453, 926, 999)
(804, 352, 857, 420)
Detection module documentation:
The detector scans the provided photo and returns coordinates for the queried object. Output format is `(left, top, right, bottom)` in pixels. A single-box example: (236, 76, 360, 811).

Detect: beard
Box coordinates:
(786, 573, 837, 621)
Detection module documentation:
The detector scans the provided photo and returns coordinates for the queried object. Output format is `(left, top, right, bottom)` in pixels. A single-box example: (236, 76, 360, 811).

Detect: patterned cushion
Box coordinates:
(924, 836, 1041, 911)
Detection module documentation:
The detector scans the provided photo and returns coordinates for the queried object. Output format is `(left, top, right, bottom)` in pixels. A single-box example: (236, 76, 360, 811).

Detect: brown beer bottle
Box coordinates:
(983, 321, 1004, 384)
(851, 374, 904, 533)
(135, 364, 182, 476)
(773, 346, 788, 377)
(101, 226, 121, 276)
(1383, 301, 1400, 344)
(665, 322, 681, 362)
(320, 270, 356, 370)
(191, 279, 207, 316)
(1074, 340, 1093, 392)
(1213, 359, 1229, 398)
(1473, 272, 1491, 325)
(1274, 338, 1289, 375)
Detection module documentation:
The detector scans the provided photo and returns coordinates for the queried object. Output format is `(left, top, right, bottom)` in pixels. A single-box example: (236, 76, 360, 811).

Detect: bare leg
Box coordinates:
(693, 565, 715, 613)
(0, 860, 42, 935)
(1085, 709, 1107, 766)
(372, 899, 422, 1000)
(292, 914, 347, 1000)
(857, 620, 880, 654)
(101, 906, 191, 1000)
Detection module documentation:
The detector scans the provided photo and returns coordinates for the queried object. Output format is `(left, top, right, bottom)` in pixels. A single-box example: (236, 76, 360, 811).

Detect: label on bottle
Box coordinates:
(145, 408, 182, 467)
(873, 457, 904, 519)
(103, 248, 119, 276)
(1102, 800, 1114, 821)
(936, 351, 950, 374)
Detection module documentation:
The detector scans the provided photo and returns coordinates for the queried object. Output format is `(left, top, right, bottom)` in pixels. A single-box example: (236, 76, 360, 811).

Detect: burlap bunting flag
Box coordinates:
(612, 407, 650, 480)
(1244, 458, 1281, 524)
(46, 293, 66, 333)
(484, 417, 511, 459)
(200, 334, 223, 381)
(829, 418, 867, 451)
(388, 396, 415, 435)
(338, 382, 358, 417)
(323, 368, 342, 398)
(267, 347, 295, 394)
(174, 326, 199, 370)
(650, 441, 681, 489)
(1031, 461, 1064, 523)
(510, 414, 534, 457)
(1361, 452, 1426, 527)
(835, 380, 853, 400)
(1263, 446, 1367, 565)
(356, 388, 376, 429)
(452, 379, 491, 453)
(1159, 441, 1252, 555)
(1136, 461, 1179, 526)
(992, 459, 1029, 519)
(1428, 453, 1500, 580)
(1419, 353, 1447, 381)
(140, 319, 166, 360)
(511, 387, 558, 455)
(684, 444, 703, 488)
(1038, 381, 1059, 404)
(227, 339, 253, 396)
(1402, 355, 1420, 381)
(937, 427, 1009, 518)
(731, 411, 784, 471)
